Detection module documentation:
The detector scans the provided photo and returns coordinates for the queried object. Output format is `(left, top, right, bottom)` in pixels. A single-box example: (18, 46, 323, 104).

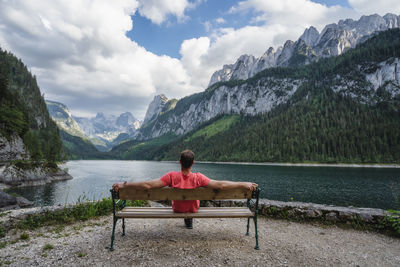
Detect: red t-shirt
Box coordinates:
(160, 171, 210, 213)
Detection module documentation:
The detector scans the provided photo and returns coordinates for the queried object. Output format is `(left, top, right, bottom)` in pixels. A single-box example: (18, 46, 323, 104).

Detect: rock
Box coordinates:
(0, 190, 17, 208)
(0, 162, 73, 187)
(306, 209, 323, 218)
(325, 212, 338, 221)
(138, 77, 302, 139)
(0, 134, 30, 161)
(16, 196, 34, 208)
(338, 211, 353, 221)
(358, 212, 374, 223)
(142, 95, 169, 125)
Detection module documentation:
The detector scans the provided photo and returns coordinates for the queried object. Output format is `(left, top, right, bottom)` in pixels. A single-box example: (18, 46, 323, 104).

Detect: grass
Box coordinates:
(15, 197, 115, 231)
(19, 232, 29, 241)
(0, 197, 147, 238)
(42, 243, 54, 251)
(77, 251, 88, 257)
(185, 115, 239, 142)
(0, 226, 5, 238)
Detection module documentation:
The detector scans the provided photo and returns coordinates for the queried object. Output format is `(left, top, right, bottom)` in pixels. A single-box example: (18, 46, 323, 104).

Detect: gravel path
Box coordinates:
(1, 215, 399, 266)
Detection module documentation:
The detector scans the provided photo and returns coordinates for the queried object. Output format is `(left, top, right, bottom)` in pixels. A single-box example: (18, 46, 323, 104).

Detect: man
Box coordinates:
(112, 150, 258, 229)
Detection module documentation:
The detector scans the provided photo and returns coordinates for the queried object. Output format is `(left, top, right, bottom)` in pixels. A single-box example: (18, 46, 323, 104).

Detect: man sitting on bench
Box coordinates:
(112, 150, 258, 229)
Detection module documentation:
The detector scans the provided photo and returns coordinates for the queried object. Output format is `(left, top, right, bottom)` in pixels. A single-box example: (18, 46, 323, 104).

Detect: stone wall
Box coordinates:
(203, 199, 389, 225)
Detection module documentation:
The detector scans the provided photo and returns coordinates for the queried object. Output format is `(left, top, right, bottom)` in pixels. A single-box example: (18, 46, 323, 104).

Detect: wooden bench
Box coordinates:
(109, 186, 261, 251)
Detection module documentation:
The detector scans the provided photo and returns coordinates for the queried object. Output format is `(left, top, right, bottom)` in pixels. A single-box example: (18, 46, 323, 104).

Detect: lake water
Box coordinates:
(7, 160, 400, 210)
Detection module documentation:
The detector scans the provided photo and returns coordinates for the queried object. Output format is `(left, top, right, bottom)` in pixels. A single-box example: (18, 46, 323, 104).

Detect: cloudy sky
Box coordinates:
(0, 0, 399, 119)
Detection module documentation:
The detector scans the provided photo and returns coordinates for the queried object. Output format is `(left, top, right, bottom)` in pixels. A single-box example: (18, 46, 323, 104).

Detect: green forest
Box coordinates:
(0, 48, 63, 165)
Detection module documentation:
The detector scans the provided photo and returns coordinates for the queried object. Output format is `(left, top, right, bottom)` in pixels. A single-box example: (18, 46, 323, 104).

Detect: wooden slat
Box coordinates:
(119, 187, 252, 201)
(116, 207, 253, 218)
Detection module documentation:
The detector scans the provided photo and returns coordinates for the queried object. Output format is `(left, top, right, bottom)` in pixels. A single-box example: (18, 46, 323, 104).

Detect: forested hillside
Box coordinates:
(0, 48, 63, 164)
(111, 29, 400, 163)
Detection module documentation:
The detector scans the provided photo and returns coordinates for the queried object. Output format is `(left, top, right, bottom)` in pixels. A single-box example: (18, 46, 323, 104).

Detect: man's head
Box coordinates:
(180, 150, 194, 169)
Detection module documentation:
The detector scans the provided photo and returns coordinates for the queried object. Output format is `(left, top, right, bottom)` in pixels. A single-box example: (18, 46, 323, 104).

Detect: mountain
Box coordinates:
(73, 111, 141, 151)
(116, 29, 400, 163)
(0, 48, 63, 163)
(46, 100, 141, 152)
(0, 47, 72, 199)
(45, 100, 101, 159)
(208, 13, 400, 87)
(46, 100, 86, 138)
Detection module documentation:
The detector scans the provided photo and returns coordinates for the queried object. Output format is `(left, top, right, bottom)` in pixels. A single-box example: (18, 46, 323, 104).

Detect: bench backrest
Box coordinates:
(117, 187, 253, 201)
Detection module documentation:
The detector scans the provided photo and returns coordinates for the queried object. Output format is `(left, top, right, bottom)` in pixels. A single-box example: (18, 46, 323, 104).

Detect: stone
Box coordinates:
(0, 190, 17, 208)
(0, 163, 73, 187)
(306, 209, 323, 218)
(142, 94, 169, 125)
(0, 134, 30, 161)
(16, 196, 34, 208)
(358, 212, 374, 223)
(338, 211, 353, 221)
(325, 212, 338, 221)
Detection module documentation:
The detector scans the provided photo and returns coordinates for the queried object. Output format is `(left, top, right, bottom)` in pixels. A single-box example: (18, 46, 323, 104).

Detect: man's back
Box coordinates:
(160, 171, 210, 213)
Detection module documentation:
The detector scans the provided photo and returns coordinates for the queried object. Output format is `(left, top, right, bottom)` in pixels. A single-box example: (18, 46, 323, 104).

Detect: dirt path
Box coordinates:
(1, 215, 399, 266)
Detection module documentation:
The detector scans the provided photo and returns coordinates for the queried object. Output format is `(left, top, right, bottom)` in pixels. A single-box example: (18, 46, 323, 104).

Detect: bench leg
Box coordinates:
(246, 217, 250, 236)
(110, 217, 117, 251)
(253, 215, 259, 250)
(122, 218, 126, 236)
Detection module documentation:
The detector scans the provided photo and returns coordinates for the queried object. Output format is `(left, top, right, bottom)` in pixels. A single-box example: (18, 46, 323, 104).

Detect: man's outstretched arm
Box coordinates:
(112, 179, 164, 192)
(207, 180, 258, 191)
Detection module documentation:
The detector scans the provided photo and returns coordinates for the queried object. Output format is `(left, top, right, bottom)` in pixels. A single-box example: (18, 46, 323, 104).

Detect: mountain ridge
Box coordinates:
(208, 13, 400, 87)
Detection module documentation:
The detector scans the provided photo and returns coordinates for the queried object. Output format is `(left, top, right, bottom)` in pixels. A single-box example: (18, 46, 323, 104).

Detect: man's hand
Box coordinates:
(112, 182, 125, 192)
(243, 182, 258, 191)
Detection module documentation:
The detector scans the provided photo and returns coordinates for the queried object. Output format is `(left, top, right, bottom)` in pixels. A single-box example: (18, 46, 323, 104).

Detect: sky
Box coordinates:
(0, 0, 399, 120)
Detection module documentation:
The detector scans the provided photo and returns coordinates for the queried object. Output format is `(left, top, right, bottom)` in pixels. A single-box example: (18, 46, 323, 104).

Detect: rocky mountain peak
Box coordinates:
(207, 13, 400, 87)
(143, 94, 169, 125)
(299, 26, 319, 46)
(384, 13, 400, 28)
(266, 47, 275, 56)
(116, 112, 136, 127)
(95, 112, 106, 120)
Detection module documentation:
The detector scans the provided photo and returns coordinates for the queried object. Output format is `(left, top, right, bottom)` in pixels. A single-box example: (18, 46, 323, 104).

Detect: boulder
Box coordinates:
(0, 163, 73, 187)
(0, 190, 17, 208)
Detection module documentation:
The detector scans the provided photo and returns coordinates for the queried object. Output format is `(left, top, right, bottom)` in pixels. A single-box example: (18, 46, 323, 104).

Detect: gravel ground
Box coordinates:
(0, 215, 399, 266)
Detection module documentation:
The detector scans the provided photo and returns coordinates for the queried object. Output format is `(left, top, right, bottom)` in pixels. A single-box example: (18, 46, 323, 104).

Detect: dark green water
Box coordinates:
(7, 160, 400, 210)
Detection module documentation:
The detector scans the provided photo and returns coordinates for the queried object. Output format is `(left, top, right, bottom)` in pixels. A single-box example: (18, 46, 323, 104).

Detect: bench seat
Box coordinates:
(109, 186, 260, 251)
(117, 206, 254, 219)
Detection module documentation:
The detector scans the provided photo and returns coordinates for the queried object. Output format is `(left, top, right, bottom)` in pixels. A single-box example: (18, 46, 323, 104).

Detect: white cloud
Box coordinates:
(0, 0, 199, 118)
(348, 0, 400, 15)
(137, 0, 191, 25)
(179, 0, 400, 90)
(1, 0, 398, 119)
(215, 17, 226, 24)
(178, 0, 358, 89)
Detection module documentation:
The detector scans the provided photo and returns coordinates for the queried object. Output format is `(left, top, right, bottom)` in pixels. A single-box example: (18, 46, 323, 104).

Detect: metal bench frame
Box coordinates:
(109, 187, 260, 251)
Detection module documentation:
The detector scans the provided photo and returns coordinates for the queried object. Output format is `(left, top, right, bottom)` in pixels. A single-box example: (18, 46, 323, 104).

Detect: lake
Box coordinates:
(7, 160, 400, 210)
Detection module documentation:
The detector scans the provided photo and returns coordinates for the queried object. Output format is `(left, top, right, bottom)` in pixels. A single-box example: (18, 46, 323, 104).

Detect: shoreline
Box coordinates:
(71, 159, 400, 168)
(185, 161, 400, 168)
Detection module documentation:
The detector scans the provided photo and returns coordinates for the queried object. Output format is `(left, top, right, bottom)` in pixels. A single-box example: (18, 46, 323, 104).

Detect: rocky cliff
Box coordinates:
(0, 134, 30, 162)
(138, 29, 400, 140)
(0, 162, 72, 187)
(208, 13, 400, 87)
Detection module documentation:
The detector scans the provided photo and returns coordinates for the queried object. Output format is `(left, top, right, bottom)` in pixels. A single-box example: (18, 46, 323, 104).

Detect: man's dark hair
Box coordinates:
(180, 150, 194, 169)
